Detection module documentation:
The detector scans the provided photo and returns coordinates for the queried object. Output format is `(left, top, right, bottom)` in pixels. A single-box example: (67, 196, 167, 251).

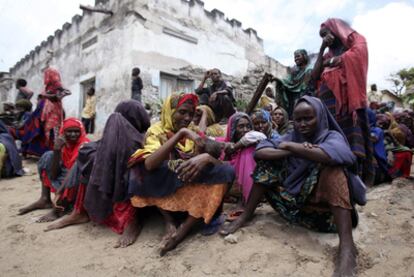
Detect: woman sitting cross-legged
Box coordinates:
(44, 100, 150, 248)
(220, 96, 361, 277)
(18, 118, 90, 220)
(128, 93, 234, 256)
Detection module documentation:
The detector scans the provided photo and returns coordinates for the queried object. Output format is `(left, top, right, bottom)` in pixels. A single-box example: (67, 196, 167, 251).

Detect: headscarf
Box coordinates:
(393, 112, 414, 148)
(225, 112, 252, 143)
(277, 49, 312, 116)
(161, 93, 198, 132)
(320, 18, 368, 116)
(273, 107, 291, 135)
(294, 49, 309, 63)
(367, 109, 389, 172)
(224, 112, 256, 202)
(258, 95, 275, 110)
(251, 109, 278, 139)
(0, 120, 23, 176)
(44, 67, 63, 94)
(85, 100, 150, 222)
(257, 96, 356, 195)
(60, 118, 89, 169)
(197, 105, 216, 126)
(115, 100, 150, 133)
(195, 105, 224, 137)
(129, 93, 198, 164)
(376, 113, 390, 129)
(387, 112, 407, 146)
(15, 99, 33, 112)
(41, 67, 64, 143)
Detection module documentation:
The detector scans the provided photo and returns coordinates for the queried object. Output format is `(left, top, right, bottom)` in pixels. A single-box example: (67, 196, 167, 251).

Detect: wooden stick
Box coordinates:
(80, 4, 114, 16)
(245, 73, 274, 115)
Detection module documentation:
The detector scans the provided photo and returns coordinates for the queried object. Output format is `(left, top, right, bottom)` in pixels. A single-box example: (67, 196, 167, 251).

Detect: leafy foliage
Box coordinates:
(388, 67, 414, 96)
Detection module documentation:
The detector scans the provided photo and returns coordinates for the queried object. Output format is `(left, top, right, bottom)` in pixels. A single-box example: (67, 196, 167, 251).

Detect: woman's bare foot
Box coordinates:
(18, 198, 52, 215)
(159, 216, 198, 256)
(114, 216, 142, 248)
(44, 211, 89, 232)
(162, 221, 177, 242)
(36, 209, 61, 223)
(334, 243, 358, 277)
(219, 214, 247, 236)
(161, 224, 193, 257)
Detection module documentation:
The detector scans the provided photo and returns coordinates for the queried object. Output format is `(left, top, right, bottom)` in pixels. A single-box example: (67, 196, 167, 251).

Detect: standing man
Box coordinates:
(131, 67, 143, 102)
(195, 68, 235, 123)
(15, 79, 34, 102)
(81, 87, 96, 134)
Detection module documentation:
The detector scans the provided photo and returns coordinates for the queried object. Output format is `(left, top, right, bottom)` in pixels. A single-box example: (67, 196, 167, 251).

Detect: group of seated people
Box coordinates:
(1, 17, 413, 277)
(5, 92, 410, 275)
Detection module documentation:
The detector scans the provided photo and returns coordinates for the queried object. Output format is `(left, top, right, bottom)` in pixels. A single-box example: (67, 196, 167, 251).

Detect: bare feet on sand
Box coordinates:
(18, 198, 52, 215)
(161, 221, 177, 242)
(44, 211, 89, 232)
(333, 244, 358, 277)
(114, 217, 142, 248)
(219, 215, 246, 236)
(160, 231, 181, 257)
(36, 209, 61, 223)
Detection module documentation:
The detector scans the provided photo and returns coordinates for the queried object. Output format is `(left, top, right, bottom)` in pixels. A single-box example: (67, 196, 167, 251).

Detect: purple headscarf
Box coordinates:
(84, 100, 150, 222)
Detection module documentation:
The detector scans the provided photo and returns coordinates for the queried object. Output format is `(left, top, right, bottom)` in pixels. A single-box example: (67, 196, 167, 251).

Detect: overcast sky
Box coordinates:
(1, 0, 413, 90)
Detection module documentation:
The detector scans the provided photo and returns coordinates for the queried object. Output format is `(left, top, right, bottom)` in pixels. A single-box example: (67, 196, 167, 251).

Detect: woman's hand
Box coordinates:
(272, 121, 278, 130)
(302, 142, 319, 149)
(209, 92, 218, 102)
(54, 136, 66, 151)
(179, 128, 200, 141)
(224, 142, 237, 156)
(278, 141, 291, 150)
(197, 105, 208, 115)
(51, 193, 64, 211)
(176, 153, 212, 183)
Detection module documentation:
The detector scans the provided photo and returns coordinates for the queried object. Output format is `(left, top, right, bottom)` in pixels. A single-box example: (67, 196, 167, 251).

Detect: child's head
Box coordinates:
(132, 67, 140, 77)
(15, 78, 27, 89)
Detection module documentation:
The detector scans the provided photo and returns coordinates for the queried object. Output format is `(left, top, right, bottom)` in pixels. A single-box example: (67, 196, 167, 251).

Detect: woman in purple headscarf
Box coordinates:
(221, 96, 360, 277)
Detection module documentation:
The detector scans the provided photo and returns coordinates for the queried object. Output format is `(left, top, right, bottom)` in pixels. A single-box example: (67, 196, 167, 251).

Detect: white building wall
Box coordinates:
(5, 0, 285, 131)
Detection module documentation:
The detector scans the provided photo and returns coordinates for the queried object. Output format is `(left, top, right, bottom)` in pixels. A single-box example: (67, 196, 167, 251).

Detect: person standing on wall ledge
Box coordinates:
(15, 78, 34, 102)
(195, 68, 236, 124)
(81, 87, 96, 134)
(131, 67, 143, 102)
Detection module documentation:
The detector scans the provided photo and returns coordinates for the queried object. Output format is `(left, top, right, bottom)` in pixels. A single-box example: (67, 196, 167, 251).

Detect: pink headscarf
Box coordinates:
(224, 113, 256, 203)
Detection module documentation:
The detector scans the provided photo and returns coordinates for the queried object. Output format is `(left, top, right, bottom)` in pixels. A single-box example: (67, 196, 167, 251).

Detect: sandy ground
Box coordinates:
(0, 159, 413, 277)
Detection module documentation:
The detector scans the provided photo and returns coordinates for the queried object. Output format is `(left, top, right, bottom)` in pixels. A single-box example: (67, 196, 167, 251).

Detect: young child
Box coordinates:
(168, 137, 222, 172)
